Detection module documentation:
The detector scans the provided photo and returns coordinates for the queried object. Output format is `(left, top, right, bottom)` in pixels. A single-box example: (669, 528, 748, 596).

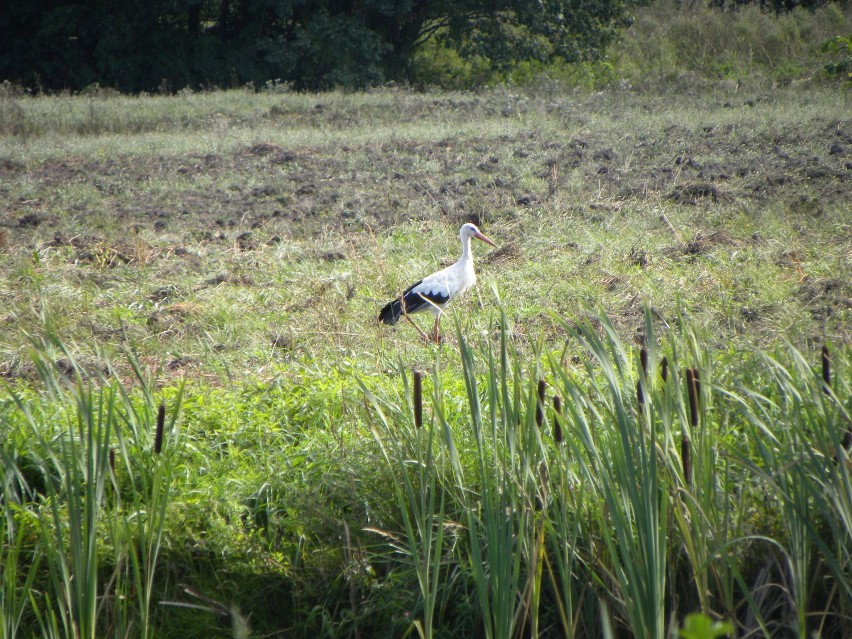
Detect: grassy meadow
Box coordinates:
(1, 4, 852, 638)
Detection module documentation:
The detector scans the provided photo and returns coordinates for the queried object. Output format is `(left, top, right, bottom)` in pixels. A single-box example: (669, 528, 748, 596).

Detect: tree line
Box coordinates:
(0, 0, 838, 93)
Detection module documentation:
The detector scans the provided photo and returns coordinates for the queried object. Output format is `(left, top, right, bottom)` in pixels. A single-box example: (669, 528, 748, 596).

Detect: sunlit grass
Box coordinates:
(2, 300, 850, 637)
(0, 81, 849, 637)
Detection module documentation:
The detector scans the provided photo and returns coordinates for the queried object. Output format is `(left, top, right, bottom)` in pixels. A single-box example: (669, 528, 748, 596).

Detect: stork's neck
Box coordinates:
(459, 234, 473, 264)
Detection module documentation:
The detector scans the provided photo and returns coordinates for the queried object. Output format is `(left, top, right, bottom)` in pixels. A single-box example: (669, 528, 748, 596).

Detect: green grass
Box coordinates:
(610, 1, 851, 90)
(0, 74, 850, 637)
(1, 85, 848, 379)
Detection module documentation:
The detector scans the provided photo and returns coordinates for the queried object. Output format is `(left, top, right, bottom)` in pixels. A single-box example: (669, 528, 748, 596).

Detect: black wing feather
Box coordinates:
(378, 280, 450, 325)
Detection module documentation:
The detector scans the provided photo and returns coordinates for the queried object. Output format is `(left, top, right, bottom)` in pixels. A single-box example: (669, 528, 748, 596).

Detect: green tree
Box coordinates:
(0, 0, 633, 92)
(435, 0, 631, 73)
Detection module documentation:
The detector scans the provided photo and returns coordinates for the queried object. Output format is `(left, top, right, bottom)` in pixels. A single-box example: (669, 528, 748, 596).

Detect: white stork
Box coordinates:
(378, 223, 497, 343)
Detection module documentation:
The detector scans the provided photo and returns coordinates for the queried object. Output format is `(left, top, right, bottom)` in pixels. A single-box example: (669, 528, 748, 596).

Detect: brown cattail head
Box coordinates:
(822, 345, 831, 395)
(553, 395, 564, 444)
(536, 379, 547, 428)
(661, 356, 669, 382)
(681, 435, 692, 486)
(154, 402, 166, 454)
(637, 347, 648, 407)
(413, 369, 423, 429)
(686, 368, 700, 428)
(109, 447, 116, 475)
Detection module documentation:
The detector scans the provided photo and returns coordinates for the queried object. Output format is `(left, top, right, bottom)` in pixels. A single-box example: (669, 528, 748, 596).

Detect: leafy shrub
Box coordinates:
(610, 1, 851, 90)
(821, 35, 852, 81)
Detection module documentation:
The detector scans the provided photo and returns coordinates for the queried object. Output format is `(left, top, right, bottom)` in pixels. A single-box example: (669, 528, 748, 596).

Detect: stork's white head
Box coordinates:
(459, 223, 497, 248)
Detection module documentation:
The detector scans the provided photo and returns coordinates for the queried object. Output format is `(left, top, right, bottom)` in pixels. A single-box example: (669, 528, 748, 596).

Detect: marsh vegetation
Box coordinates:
(1, 3, 850, 637)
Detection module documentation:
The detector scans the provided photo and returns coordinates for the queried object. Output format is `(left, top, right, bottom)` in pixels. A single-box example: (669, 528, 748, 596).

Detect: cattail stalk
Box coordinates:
(681, 436, 692, 487)
(553, 395, 564, 444)
(637, 347, 648, 407)
(683, 368, 700, 487)
(154, 402, 166, 454)
(536, 379, 546, 428)
(413, 369, 423, 429)
(686, 368, 700, 428)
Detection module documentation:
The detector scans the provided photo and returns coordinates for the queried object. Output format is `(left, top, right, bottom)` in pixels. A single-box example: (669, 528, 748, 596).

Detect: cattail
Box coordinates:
(686, 368, 700, 428)
(661, 356, 669, 382)
(637, 347, 648, 407)
(681, 435, 692, 486)
(553, 395, 564, 444)
(413, 369, 423, 429)
(536, 379, 547, 428)
(109, 447, 115, 475)
(685, 368, 700, 487)
(154, 402, 166, 454)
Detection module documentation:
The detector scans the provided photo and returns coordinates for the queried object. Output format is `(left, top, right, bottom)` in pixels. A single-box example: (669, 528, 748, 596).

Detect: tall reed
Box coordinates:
(0, 335, 182, 639)
(363, 364, 448, 639)
(543, 401, 587, 639)
(726, 342, 851, 636)
(661, 313, 741, 621)
(23, 349, 114, 639)
(551, 310, 667, 639)
(363, 306, 849, 637)
(0, 502, 41, 639)
(109, 379, 183, 639)
(453, 315, 545, 639)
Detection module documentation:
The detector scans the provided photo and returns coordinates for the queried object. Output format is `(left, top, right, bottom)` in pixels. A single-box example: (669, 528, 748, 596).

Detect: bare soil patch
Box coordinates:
(5, 115, 848, 247)
(0, 91, 849, 374)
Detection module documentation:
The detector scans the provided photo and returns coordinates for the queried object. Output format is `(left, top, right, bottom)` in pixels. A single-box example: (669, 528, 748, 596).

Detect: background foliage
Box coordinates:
(0, 0, 630, 92)
(0, 1, 850, 637)
(1, 0, 848, 92)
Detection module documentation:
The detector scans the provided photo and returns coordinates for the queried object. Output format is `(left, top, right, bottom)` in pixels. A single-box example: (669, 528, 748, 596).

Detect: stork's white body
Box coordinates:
(378, 223, 497, 342)
(412, 240, 477, 314)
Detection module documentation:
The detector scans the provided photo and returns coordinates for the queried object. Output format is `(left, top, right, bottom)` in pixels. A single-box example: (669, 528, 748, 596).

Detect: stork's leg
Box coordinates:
(403, 313, 431, 342)
(433, 316, 440, 344)
(398, 297, 431, 342)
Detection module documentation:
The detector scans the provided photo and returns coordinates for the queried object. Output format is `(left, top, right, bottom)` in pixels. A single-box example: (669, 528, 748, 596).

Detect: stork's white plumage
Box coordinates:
(378, 223, 497, 342)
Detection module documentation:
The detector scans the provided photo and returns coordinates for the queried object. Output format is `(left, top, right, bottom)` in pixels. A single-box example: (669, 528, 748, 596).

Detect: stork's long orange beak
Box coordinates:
(474, 230, 497, 248)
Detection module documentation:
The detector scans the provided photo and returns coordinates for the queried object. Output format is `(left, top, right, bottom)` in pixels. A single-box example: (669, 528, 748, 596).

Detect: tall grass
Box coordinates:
(363, 366, 448, 639)
(553, 310, 668, 639)
(3, 308, 849, 637)
(0, 335, 182, 638)
(726, 342, 851, 636)
(453, 317, 542, 639)
(363, 305, 851, 637)
(610, 0, 850, 89)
